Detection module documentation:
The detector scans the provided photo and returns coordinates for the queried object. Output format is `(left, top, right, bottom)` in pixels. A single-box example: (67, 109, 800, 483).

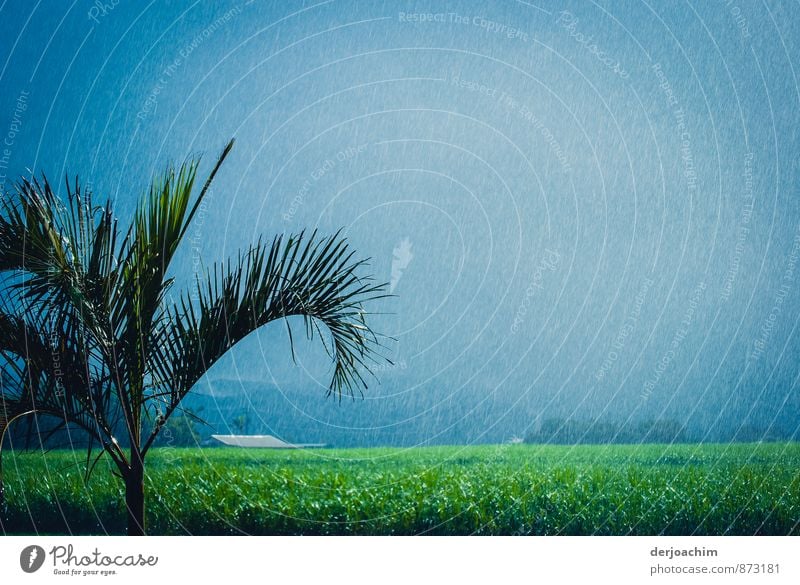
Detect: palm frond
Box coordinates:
(0, 308, 126, 467)
(0, 175, 119, 358)
(143, 230, 389, 452)
(108, 140, 233, 408)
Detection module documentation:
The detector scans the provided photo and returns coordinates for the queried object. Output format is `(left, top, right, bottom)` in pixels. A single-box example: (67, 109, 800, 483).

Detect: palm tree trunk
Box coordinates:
(125, 449, 145, 536)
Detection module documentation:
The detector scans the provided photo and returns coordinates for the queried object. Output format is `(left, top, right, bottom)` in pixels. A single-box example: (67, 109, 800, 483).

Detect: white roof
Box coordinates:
(211, 434, 326, 448)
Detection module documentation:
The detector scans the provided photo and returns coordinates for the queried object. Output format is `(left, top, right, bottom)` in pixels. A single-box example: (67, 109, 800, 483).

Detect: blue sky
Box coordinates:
(1, 1, 798, 443)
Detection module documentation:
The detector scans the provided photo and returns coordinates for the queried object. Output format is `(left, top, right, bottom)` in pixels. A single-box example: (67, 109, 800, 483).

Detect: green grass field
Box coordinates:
(2, 442, 798, 535)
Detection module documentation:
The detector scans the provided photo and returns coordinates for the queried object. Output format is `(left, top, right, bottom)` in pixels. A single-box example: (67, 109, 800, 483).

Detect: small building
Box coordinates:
(211, 434, 326, 448)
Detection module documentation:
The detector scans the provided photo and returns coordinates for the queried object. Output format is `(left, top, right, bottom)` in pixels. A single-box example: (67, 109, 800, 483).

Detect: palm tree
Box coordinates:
(0, 140, 387, 535)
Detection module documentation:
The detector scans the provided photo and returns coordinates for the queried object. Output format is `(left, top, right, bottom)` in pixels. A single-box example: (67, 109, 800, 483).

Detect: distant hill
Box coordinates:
(180, 377, 533, 447)
(176, 378, 791, 447)
(5, 377, 791, 450)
